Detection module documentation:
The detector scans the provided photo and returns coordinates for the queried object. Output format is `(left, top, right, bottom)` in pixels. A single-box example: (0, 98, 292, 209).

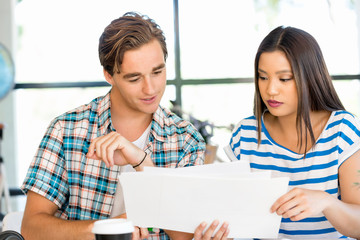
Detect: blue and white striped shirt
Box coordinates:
(228, 110, 360, 239)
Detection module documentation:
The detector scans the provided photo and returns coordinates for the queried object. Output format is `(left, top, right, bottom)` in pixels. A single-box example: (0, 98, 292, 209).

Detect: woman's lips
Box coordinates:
(267, 100, 283, 108)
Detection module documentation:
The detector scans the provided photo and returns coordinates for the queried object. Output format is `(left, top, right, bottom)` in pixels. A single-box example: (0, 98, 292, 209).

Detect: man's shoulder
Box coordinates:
(57, 94, 107, 120)
(157, 106, 192, 127)
(50, 94, 108, 130)
(153, 106, 205, 150)
(154, 106, 202, 136)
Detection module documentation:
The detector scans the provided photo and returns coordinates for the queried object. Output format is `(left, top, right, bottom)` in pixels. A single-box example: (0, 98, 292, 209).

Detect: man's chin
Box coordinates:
(142, 105, 159, 115)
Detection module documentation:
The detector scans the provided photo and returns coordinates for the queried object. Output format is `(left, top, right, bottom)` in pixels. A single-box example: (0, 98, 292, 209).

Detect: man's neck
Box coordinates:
(110, 104, 153, 142)
(112, 113, 152, 141)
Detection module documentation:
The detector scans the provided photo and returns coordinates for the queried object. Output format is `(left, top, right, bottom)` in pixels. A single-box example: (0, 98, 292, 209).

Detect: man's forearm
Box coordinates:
(164, 229, 194, 240)
(22, 213, 96, 240)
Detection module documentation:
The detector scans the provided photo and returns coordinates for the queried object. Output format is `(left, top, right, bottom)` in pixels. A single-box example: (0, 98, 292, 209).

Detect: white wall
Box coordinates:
(0, 0, 19, 212)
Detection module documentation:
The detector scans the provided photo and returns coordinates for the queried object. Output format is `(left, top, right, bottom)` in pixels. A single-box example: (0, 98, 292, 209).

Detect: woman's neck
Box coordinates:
(263, 110, 331, 154)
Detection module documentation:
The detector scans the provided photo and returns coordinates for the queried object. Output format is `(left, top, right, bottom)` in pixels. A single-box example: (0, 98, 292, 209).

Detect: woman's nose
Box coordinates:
(266, 79, 279, 95)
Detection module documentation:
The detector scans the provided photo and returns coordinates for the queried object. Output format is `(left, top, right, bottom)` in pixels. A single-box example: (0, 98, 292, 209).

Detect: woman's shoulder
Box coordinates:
(231, 115, 257, 136)
(329, 110, 360, 127)
(322, 110, 360, 140)
(234, 115, 257, 127)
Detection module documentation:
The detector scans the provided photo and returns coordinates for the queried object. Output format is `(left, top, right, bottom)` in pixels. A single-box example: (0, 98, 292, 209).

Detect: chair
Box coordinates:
(0, 230, 24, 240)
(2, 211, 23, 233)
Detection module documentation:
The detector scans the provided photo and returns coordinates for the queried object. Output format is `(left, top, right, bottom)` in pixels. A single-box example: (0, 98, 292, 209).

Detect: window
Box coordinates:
(13, 0, 360, 187)
(178, 0, 360, 160)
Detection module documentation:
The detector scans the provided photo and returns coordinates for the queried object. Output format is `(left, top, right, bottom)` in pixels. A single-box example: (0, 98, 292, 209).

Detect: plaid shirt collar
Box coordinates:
(96, 91, 169, 143)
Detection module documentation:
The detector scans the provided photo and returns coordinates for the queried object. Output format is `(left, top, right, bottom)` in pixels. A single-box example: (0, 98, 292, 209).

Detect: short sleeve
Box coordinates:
(336, 113, 360, 165)
(21, 119, 69, 208)
(227, 121, 243, 161)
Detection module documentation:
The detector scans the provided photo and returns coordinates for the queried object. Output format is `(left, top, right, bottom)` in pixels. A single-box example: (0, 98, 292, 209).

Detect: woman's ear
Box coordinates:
(103, 69, 114, 85)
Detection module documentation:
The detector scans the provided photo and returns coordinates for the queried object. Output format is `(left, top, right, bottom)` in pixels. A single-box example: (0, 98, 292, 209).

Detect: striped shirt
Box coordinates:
(21, 91, 205, 240)
(228, 110, 360, 239)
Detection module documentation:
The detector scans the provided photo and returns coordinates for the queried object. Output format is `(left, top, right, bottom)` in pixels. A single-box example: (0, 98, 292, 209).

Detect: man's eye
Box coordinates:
(153, 70, 163, 75)
(129, 78, 140, 82)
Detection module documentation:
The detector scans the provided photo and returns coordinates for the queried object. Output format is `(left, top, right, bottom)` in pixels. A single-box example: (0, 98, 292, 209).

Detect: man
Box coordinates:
(21, 12, 206, 240)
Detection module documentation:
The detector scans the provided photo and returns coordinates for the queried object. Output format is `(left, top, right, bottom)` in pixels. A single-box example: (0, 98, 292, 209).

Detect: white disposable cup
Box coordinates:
(92, 219, 134, 240)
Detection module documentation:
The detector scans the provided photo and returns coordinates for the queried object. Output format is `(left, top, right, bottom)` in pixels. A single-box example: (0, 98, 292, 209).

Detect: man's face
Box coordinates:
(106, 39, 167, 116)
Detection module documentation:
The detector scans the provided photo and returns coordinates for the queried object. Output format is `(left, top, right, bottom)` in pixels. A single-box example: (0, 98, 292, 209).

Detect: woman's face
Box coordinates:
(257, 50, 298, 119)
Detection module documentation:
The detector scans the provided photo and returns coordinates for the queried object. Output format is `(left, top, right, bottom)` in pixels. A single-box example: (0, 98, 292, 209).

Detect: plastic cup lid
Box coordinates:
(92, 219, 134, 235)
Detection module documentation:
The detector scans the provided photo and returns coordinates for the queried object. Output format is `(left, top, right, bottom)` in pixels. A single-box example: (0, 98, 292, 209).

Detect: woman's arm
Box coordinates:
(323, 149, 360, 238)
(271, 150, 360, 239)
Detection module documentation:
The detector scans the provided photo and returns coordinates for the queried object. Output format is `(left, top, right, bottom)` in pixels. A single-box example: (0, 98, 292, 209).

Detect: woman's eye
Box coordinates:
(259, 76, 267, 80)
(280, 77, 293, 82)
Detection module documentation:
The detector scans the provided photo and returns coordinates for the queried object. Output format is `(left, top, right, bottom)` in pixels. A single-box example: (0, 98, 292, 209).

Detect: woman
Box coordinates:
(227, 26, 360, 239)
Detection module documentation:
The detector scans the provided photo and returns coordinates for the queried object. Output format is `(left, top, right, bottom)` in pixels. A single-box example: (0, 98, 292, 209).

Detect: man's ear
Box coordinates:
(103, 69, 114, 85)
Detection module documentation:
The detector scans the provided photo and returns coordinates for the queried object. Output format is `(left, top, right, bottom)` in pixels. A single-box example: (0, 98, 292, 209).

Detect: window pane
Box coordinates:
(181, 83, 255, 155)
(333, 80, 360, 116)
(179, 0, 359, 79)
(15, 0, 175, 83)
(182, 84, 254, 126)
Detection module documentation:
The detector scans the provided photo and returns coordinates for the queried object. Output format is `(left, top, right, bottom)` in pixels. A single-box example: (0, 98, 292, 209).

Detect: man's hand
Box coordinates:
(132, 227, 150, 240)
(86, 132, 146, 168)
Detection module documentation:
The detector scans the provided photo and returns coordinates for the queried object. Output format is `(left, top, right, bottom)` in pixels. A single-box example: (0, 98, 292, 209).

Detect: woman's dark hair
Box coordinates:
(98, 12, 167, 76)
(254, 26, 345, 153)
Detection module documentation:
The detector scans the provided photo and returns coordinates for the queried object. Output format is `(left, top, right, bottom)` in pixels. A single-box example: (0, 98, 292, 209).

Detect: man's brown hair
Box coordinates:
(99, 12, 167, 76)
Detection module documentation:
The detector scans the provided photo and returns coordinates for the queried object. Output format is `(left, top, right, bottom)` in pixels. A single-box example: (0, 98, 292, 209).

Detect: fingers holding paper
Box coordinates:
(194, 220, 230, 240)
(132, 226, 149, 240)
(271, 187, 330, 221)
(86, 132, 148, 168)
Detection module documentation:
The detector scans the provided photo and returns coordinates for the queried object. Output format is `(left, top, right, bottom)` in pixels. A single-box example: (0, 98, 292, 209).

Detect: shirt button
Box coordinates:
(109, 190, 115, 194)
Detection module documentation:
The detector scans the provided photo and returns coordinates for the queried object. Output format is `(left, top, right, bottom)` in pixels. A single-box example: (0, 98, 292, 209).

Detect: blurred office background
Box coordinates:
(0, 0, 360, 212)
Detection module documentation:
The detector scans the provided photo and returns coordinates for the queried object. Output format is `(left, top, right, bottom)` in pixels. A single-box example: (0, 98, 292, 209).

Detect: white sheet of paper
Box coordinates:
(143, 160, 252, 176)
(119, 169, 288, 239)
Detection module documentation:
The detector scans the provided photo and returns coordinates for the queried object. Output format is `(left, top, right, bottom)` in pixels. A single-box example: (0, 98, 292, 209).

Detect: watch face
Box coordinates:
(0, 43, 15, 100)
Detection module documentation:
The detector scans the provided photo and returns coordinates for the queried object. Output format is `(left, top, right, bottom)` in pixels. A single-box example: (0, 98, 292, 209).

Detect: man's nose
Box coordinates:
(143, 75, 155, 94)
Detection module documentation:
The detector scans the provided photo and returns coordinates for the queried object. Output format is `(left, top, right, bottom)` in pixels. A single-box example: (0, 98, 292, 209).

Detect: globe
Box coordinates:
(0, 43, 15, 100)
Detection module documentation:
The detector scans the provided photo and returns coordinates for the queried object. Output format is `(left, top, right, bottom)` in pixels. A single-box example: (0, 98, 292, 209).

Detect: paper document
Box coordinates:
(143, 160, 253, 175)
(119, 162, 288, 239)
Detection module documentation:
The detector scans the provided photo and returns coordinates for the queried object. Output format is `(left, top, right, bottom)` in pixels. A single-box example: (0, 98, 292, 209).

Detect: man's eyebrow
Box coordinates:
(153, 63, 166, 71)
(123, 72, 141, 79)
(122, 63, 166, 79)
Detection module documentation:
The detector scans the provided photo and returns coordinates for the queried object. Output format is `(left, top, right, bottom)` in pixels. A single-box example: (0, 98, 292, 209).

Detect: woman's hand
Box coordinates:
(270, 187, 331, 221)
(194, 220, 230, 240)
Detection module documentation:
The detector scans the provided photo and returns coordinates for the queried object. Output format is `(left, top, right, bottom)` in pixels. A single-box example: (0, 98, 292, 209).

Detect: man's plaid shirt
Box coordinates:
(21, 91, 205, 240)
